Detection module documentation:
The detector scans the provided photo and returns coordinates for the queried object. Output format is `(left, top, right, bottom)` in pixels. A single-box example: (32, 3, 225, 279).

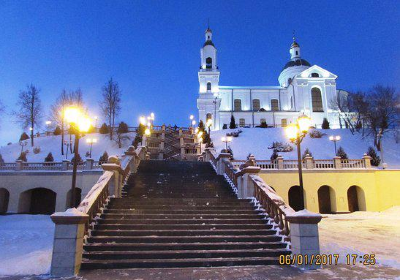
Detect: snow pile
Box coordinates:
(0, 215, 54, 275)
(0, 132, 135, 162)
(211, 128, 400, 168)
(319, 206, 400, 269)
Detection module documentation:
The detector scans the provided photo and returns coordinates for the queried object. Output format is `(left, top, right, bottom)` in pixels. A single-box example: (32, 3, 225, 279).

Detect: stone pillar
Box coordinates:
(363, 154, 372, 169)
(241, 166, 261, 198)
(277, 156, 284, 170)
(334, 156, 342, 169)
(102, 158, 123, 198)
(304, 156, 314, 169)
(216, 153, 231, 175)
(142, 135, 147, 147)
(287, 210, 322, 270)
(50, 209, 89, 277)
(15, 160, 23, 171)
(84, 159, 94, 170)
(62, 160, 70, 171)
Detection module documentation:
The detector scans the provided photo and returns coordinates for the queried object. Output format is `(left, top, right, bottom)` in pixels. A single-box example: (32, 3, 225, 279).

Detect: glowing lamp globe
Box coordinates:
(64, 107, 81, 124)
(77, 117, 91, 132)
(144, 128, 151, 136)
(221, 137, 226, 142)
(285, 123, 299, 141)
(297, 115, 311, 133)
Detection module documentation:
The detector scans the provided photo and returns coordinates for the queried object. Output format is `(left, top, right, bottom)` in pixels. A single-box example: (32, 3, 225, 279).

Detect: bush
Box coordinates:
(87, 125, 96, 134)
(53, 126, 62, 135)
(118, 121, 129, 134)
(222, 124, 227, 130)
(367, 146, 381, 166)
(259, 121, 268, 128)
(71, 153, 83, 164)
(336, 146, 348, 160)
(19, 132, 30, 141)
(137, 123, 146, 137)
(309, 130, 326, 139)
(270, 149, 279, 160)
(45, 152, 54, 162)
(322, 118, 330, 129)
(268, 141, 293, 152)
(99, 123, 109, 134)
(229, 116, 236, 129)
(132, 135, 142, 148)
(226, 129, 242, 137)
(33, 147, 41, 154)
(17, 152, 27, 162)
(99, 151, 109, 163)
(355, 121, 362, 130)
(302, 148, 313, 159)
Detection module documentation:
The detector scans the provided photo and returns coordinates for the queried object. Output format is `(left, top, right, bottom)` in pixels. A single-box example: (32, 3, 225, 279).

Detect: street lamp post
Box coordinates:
(19, 140, 27, 154)
(285, 115, 312, 210)
(86, 138, 97, 158)
(221, 136, 232, 150)
(329, 135, 341, 155)
(65, 107, 91, 208)
(206, 119, 213, 136)
(45, 121, 52, 135)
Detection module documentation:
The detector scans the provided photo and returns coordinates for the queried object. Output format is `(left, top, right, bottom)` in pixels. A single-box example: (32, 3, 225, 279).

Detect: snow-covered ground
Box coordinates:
(0, 132, 135, 163)
(0, 215, 54, 276)
(211, 128, 400, 168)
(319, 206, 400, 269)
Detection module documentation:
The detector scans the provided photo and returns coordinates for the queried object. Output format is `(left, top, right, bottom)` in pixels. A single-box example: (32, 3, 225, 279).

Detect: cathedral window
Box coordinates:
(239, 118, 245, 127)
(311, 88, 324, 112)
(206, 113, 212, 120)
(207, 82, 211, 91)
(311, 73, 320, 77)
(260, 118, 266, 125)
(252, 99, 260, 111)
(281, 119, 287, 127)
(206, 57, 212, 69)
(271, 99, 279, 111)
(234, 99, 242, 111)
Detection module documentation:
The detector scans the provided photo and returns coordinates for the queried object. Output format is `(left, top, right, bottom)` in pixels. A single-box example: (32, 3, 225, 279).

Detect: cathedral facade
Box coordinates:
(197, 28, 345, 130)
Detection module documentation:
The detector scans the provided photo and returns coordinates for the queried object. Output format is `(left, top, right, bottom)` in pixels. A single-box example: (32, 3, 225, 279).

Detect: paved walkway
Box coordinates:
(2, 265, 400, 280)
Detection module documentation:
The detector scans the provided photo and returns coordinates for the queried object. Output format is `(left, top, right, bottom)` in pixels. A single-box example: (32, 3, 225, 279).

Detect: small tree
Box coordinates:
(322, 118, 330, 129)
(99, 151, 109, 163)
(19, 132, 30, 141)
(0, 154, 4, 165)
(336, 146, 348, 160)
(45, 152, 54, 162)
(17, 152, 27, 162)
(99, 123, 109, 134)
(302, 148, 313, 159)
(132, 135, 142, 148)
(71, 153, 83, 164)
(100, 78, 122, 140)
(270, 149, 279, 160)
(198, 120, 205, 132)
(137, 123, 146, 137)
(53, 126, 62, 135)
(222, 124, 227, 130)
(367, 146, 381, 166)
(229, 115, 236, 129)
(118, 122, 129, 133)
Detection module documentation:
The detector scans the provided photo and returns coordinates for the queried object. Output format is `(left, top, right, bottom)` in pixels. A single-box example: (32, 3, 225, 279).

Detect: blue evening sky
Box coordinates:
(0, 0, 399, 145)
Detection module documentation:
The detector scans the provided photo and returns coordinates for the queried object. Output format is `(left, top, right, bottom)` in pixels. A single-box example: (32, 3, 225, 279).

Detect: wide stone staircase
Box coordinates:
(81, 160, 289, 269)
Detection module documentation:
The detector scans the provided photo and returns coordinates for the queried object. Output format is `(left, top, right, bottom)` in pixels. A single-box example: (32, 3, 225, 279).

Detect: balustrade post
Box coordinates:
(15, 160, 23, 171)
(334, 156, 342, 169)
(239, 167, 261, 198)
(102, 157, 123, 198)
(142, 135, 147, 147)
(50, 209, 89, 277)
(287, 210, 322, 270)
(62, 160, 70, 171)
(304, 155, 314, 169)
(216, 153, 231, 175)
(363, 154, 372, 169)
(277, 156, 284, 169)
(84, 159, 94, 170)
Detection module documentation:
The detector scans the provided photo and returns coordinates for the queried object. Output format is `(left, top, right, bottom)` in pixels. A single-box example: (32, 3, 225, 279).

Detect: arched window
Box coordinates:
(271, 99, 279, 111)
(311, 73, 320, 78)
(252, 99, 260, 111)
(311, 88, 324, 112)
(206, 57, 212, 69)
(347, 186, 366, 212)
(206, 113, 212, 120)
(318, 185, 336, 214)
(234, 99, 242, 111)
(207, 82, 211, 91)
(260, 118, 266, 125)
(288, 185, 304, 211)
(239, 118, 245, 127)
(0, 188, 10, 213)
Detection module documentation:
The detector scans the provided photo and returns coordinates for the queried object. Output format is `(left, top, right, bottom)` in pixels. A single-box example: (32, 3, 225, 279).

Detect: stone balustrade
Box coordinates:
(0, 159, 104, 172)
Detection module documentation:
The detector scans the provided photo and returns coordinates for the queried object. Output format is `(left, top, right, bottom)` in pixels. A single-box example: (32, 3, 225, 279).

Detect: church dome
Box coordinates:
(203, 40, 215, 47)
(282, 58, 311, 71)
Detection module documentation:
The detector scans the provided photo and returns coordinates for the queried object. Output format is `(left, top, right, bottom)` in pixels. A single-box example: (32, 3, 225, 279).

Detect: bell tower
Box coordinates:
(197, 26, 221, 130)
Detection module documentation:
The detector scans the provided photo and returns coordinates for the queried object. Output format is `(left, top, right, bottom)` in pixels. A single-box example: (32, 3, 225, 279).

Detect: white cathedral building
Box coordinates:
(197, 27, 346, 130)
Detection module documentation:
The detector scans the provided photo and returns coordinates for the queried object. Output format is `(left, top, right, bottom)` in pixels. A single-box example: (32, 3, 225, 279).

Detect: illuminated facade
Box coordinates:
(197, 28, 346, 130)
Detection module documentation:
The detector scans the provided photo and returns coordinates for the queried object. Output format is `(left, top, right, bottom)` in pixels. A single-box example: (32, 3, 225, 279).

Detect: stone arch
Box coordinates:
(0, 188, 10, 213)
(18, 188, 57, 214)
(288, 185, 304, 211)
(317, 185, 336, 214)
(66, 188, 82, 208)
(347, 185, 366, 212)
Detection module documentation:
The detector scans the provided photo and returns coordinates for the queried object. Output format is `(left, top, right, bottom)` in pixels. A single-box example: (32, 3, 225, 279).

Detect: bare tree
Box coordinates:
(362, 85, 399, 150)
(100, 78, 121, 140)
(49, 89, 85, 155)
(14, 84, 42, 147)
